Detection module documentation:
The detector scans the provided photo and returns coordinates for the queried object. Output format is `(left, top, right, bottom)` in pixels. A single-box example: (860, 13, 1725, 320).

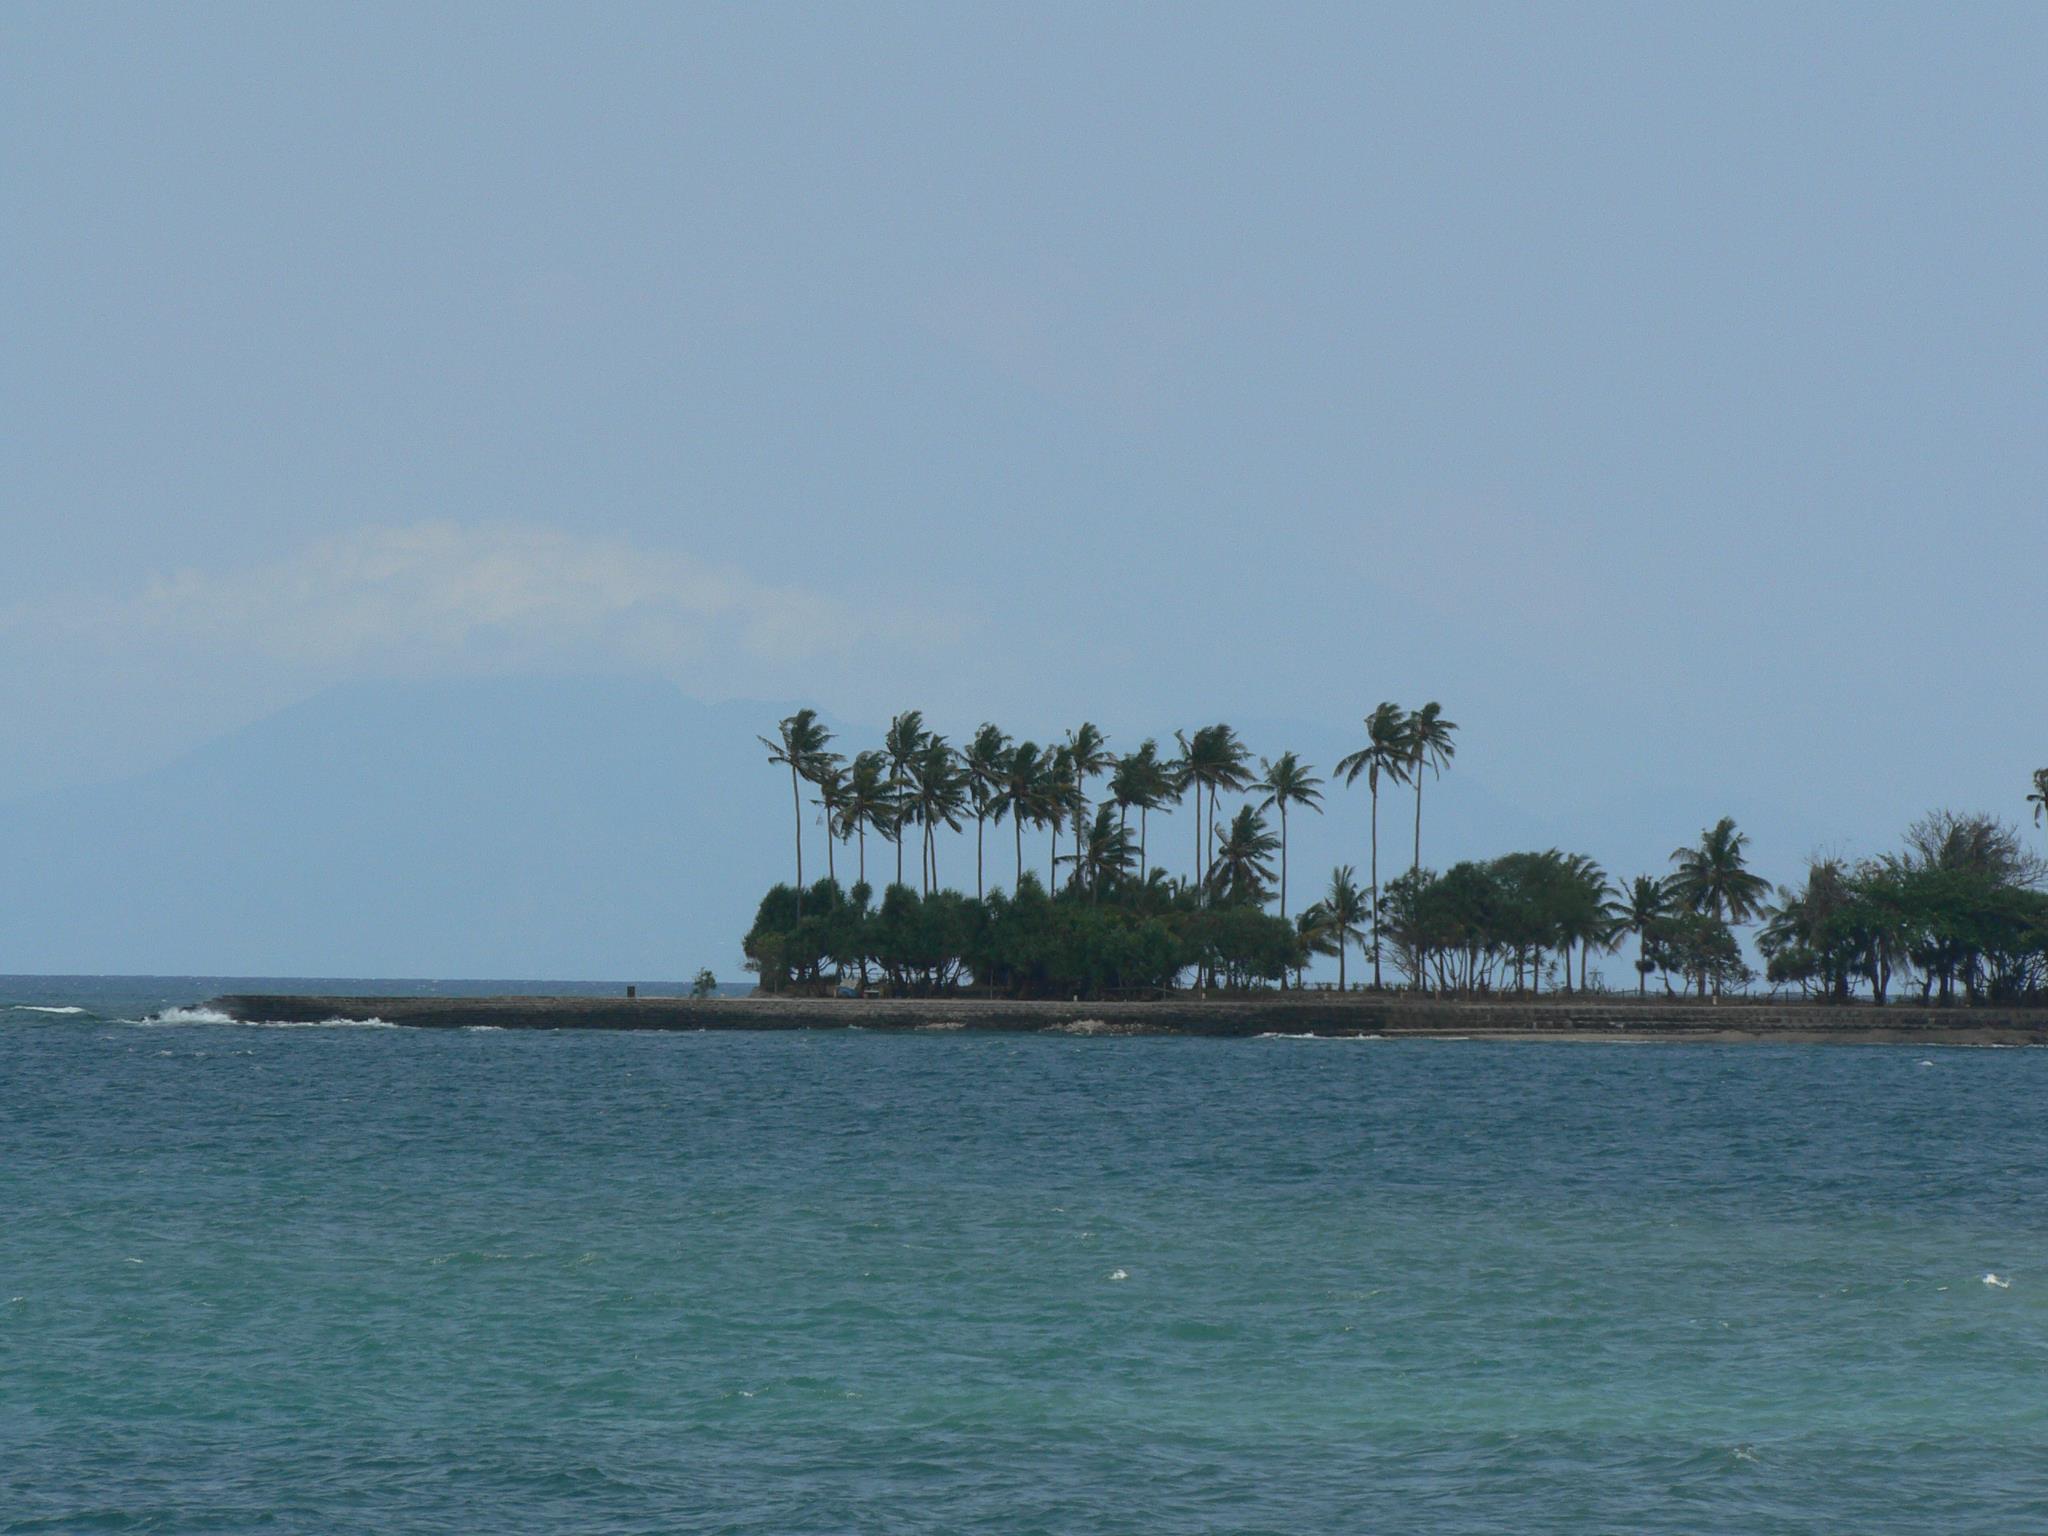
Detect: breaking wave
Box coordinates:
(138, 1007, 395, 1029)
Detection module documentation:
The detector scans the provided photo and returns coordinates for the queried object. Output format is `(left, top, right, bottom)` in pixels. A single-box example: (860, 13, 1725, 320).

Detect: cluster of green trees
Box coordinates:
(1759, 811, 2048, 1005)
(744, 871, 1300, 997)
(753, 710, 2048, 1004)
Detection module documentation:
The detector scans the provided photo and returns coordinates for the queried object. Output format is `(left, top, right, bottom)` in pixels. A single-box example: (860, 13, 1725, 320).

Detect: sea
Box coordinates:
(4, 977, 2046, 1533)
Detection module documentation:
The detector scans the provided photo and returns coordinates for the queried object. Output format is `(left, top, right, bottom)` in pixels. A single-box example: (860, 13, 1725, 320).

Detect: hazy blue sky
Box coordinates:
(5, 4, 2045, 970)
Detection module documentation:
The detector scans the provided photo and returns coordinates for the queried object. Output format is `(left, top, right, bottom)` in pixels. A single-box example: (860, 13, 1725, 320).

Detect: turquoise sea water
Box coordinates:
(5, 980, 2047, 1533)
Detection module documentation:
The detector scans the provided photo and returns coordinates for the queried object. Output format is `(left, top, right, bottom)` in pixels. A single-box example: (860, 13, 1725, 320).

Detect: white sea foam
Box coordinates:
(1107, 1268, 1129, 1282)
(463, 1025, 505, 1032)
(139, 1006, 236, 1026)
(1253, 1031, 1386, 1041)
(139, 1007, 395, 1029)
(1984, 1273, 2011, 1289)
(7, 1004, 87, 1015)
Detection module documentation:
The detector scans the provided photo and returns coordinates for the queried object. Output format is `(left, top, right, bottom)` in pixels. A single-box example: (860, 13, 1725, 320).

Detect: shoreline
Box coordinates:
(201, 993, 2048, 1045)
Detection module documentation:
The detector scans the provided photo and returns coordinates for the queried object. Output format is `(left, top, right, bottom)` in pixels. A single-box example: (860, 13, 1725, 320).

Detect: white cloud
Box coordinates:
(37, 522, 949, 675)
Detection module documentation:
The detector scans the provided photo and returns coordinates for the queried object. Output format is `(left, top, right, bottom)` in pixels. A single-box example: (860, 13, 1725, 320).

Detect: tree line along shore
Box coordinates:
(749, 710, 2048, 1008)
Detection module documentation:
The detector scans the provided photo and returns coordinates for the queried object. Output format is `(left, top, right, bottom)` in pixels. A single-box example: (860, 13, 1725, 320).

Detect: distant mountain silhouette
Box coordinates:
(0, 677, 808, 978)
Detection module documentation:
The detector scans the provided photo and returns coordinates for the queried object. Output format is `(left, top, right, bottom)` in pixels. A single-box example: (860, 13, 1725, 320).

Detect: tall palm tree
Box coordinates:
(882, 710, 927, 890)
(1553, 851, 1609, 992)
(1106, 739, 1169, 881)
(908, 735, 968, 895)
(1315, 865, 1370, 991)
(811, 758, 849, 886)
(1403, 702, 1458, 875)
(758, 708, 836, 917)
(963, 723, 1011, 899)
(1176, 724, 1253, 899)
(1039, 746, 1076, 890)
(1605, 874, 1674, 997)
(1135, 741, 1176, 881)
(1334, 701, 1412, 987)
(1208, 805, 1280, 906)
(2030, 768, 2048, 840)
(994, 741, 1047, 891)
(1167, 739, 1197, 887)
(1109, 751, 1142, 853)
(1668, 817, 1772, 925)
(1065, 723, 1112, 808)
(1254, 751, 1324, 918)
(837, 750, 895, 890)
(1669, 817, 1771, 997)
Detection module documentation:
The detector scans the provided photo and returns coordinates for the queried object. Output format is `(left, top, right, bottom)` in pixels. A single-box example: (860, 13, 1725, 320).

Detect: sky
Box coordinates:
(4, 4, 2045, 973)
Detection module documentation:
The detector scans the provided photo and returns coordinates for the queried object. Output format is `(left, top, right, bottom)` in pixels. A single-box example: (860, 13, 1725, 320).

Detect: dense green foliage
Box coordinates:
(1759, 814, 2048, 1005)
(1374, 850, 1619, 995)
(743, 873, 1300, 998)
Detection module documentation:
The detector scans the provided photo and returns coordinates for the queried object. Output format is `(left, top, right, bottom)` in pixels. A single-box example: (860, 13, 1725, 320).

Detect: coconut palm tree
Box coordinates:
(758, 708, 836, 917)
(1208, 805, 1280, 906)
(1057, 803, 1137, 897)
(1134, 742, 1177, 881)
(837, 750, 895, 890)
(1553, 851, 1610, 992)
(1254, 751, 1324, 918)
(963, 723, 1012, 899)
(882, 710, 927, 890)
(1315, 865, 1370, 991)
(1605, 874, 1674, 997)
(994, 741, 1047, 892)
(811, 758, 849, 885)
(1176, 724, 1254, 899)
(1042, 745, 1077, 890)
(2030, 768, 2048, 840)
(1335, 701, 1412, 988)
(1109, 750, 1142, 851)
(1669, 817, 1772, 926)
(1403, 702, 1458, 875)
(1669, 817, 1771, 997)
(908, 735, 968, 895)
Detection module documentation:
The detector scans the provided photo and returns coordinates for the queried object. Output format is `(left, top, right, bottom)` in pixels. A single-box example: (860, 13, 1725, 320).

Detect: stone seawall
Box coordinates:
(205, 993, 2048, 1043)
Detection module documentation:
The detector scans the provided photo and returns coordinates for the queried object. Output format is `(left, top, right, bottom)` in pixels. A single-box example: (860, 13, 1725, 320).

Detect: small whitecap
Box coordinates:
(1107, 1268, 1129, 1282)
(1917, 1059, 1935, 1068)
(140, 1006, 236, 1026)
(8, 1004, 86, 1015)
(1984, 1273, 2011, 1289)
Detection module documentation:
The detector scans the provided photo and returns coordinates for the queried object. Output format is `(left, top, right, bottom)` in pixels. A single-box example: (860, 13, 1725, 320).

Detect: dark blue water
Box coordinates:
(5, 981, 2046, 1532)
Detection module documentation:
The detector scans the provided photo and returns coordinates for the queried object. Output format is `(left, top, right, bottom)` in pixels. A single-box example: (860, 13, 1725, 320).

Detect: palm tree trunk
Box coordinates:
(1413, 776, 1423, 874)
(1278, 804, 1289, 918)
(1338, 935, 1347, 991)
(1370, 783, 1381, 990)
(1139, 806, 1149, 882)
(1015, 814, 1024, 891)
(858, 825, 867, 889)
(976, 813, 984, 900)
(791, 762, 804, 918)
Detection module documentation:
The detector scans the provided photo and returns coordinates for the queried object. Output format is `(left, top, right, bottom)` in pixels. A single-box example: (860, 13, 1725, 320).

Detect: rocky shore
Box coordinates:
(204, 993, 2048, 1043)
